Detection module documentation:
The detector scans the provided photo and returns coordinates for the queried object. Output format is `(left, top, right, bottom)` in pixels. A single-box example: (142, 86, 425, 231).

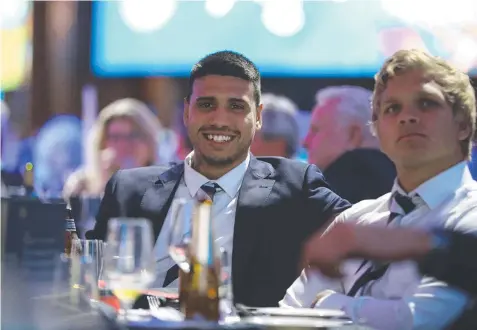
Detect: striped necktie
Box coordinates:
(346, 193, 417, 297)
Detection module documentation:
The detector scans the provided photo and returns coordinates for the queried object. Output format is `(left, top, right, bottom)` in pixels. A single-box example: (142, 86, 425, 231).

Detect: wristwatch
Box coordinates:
(429, 229, 452, 251)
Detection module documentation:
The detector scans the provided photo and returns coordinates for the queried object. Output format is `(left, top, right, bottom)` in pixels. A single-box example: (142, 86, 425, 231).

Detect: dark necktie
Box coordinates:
(346, 193, 417, 297)
(162, 182, 222, 287)
(199, 182, 222, 202)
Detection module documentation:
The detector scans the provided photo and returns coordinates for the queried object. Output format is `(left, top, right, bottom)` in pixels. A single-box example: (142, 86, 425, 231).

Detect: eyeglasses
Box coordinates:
(106, 132, 145, 142)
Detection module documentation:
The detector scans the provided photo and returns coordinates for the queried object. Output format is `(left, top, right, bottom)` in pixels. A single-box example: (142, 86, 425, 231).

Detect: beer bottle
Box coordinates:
(181, 200, 220, 321)
(23, 162, 34, 197)
(64, 203, 79, 257)
(179, 261, 191, 314)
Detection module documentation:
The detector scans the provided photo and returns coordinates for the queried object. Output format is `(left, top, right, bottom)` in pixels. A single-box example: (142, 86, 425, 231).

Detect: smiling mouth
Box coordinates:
(202, 133, 236, 143)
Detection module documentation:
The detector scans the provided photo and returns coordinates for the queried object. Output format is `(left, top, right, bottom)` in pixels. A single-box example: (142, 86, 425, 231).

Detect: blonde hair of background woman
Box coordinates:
(64, 98, 162, 198)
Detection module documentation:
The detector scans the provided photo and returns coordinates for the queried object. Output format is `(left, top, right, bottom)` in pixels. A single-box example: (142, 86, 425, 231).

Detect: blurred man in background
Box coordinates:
(251, 93, 299, 159)
(304, 85, 396, 203)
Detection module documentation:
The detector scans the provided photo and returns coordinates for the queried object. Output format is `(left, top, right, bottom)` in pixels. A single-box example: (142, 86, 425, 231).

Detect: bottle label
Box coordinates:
(65, 219, 76, 232)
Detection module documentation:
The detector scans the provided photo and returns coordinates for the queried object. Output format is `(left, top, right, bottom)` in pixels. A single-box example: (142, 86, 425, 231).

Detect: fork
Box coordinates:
(147, 295, 162, 312)
(147, 295, 183, 321)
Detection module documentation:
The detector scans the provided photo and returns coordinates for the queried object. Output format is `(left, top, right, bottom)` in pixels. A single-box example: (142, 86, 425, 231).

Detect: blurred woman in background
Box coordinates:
(63, 98, 162, 199)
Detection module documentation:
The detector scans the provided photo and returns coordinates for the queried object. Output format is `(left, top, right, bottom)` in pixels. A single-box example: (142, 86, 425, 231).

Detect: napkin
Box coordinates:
(149, 307, 184, 322)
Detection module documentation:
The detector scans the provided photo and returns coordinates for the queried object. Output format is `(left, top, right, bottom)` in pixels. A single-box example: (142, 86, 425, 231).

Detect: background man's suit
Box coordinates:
(87, 156, 350, 307)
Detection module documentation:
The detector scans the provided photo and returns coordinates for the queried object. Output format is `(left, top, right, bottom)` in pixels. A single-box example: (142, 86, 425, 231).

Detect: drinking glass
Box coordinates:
(72, 239, 104, 302)
(51, 240, 102, 309)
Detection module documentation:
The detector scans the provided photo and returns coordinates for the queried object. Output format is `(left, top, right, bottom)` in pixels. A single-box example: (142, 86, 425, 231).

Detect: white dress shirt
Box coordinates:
(281, 161, 477, 330)
(152, 152, 250, 288)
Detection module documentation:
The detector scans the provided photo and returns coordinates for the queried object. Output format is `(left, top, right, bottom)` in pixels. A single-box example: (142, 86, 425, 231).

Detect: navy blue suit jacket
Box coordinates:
(87, 156, 350, 307)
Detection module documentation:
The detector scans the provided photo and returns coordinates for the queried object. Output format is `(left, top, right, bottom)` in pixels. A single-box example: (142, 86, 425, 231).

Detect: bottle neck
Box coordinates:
(65, 204, 77, 232)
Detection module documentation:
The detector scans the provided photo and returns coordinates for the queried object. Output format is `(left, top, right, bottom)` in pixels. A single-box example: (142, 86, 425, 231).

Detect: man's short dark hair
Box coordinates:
(187, 50, 261, 106)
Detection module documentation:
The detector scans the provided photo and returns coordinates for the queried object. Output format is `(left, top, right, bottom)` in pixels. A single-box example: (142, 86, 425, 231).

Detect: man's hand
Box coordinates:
(302, 222, 356, 278)
(303, 222, 433, 276)
(310, 290, 336, 308)
(101, 148, 121, 175)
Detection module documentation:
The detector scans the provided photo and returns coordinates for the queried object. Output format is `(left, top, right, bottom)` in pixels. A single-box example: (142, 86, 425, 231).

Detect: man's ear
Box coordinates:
(456, 114, 471, 142)
(183, 97, 190, 127)
(256, 103, 263, 130)
(348, 124, 364, 148)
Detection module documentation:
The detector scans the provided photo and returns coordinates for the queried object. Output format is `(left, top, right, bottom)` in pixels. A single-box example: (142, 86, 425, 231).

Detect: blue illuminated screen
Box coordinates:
(91, 1, 477, 77)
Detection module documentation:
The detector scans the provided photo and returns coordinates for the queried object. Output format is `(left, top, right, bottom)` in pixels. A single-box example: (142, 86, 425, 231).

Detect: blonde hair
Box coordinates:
(372, 49, 476, 158)
(84, 98, 162, 194)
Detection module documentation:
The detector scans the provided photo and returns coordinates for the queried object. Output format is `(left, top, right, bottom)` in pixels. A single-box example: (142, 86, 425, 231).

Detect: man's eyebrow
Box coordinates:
(381, 96, 399, 105)
(416, 90, 442, 99)
(228, 98, 246, 103)
(195, 96, 215, 102)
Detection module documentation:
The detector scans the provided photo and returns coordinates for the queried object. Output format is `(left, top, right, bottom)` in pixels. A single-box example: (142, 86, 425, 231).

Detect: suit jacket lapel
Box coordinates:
(140, 163, 184, 239)
(233, 157, 275, 300)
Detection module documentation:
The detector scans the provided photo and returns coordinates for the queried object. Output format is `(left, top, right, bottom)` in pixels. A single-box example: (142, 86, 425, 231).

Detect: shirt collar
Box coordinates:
(391, 161, 473, 210)
(184, 151, 250, 199)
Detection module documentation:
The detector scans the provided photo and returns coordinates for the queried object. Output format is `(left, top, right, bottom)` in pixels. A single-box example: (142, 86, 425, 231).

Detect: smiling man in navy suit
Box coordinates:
(87, 50, 350, 307)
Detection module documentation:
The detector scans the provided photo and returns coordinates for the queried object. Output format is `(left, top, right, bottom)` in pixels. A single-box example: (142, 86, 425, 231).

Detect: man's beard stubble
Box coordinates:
(200, 143, 250, 167)
(193, 139, 251, 169)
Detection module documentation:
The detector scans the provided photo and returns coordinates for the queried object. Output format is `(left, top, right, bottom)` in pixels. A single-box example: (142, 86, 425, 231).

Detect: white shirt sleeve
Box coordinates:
(279, 269, 344, 308)
(315, 276, 469, 330)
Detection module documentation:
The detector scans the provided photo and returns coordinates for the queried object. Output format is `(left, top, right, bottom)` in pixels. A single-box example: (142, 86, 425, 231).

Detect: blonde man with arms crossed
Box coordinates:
(281, 49, 477, 330)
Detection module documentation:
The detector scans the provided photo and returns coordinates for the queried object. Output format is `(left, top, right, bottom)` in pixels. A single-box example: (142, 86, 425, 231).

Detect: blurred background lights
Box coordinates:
(261, 0, 305, 37)
(0, 0, 29, 29)
(119, 0, 177, 33)
(381, 0, 477, 27)
(205, 0, 237, 18)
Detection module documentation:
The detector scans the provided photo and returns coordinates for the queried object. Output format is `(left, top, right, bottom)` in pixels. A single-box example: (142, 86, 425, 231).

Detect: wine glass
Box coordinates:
(103, 218, 156, 321)
(167, 198, 194, 273)
(218, 247, 237, 319)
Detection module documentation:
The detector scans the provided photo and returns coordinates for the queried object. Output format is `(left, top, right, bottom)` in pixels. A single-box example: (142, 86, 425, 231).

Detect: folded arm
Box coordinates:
(315, 276, 469, 330)
(286, 217, 471, 329)
(303, 164, 351, 227)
